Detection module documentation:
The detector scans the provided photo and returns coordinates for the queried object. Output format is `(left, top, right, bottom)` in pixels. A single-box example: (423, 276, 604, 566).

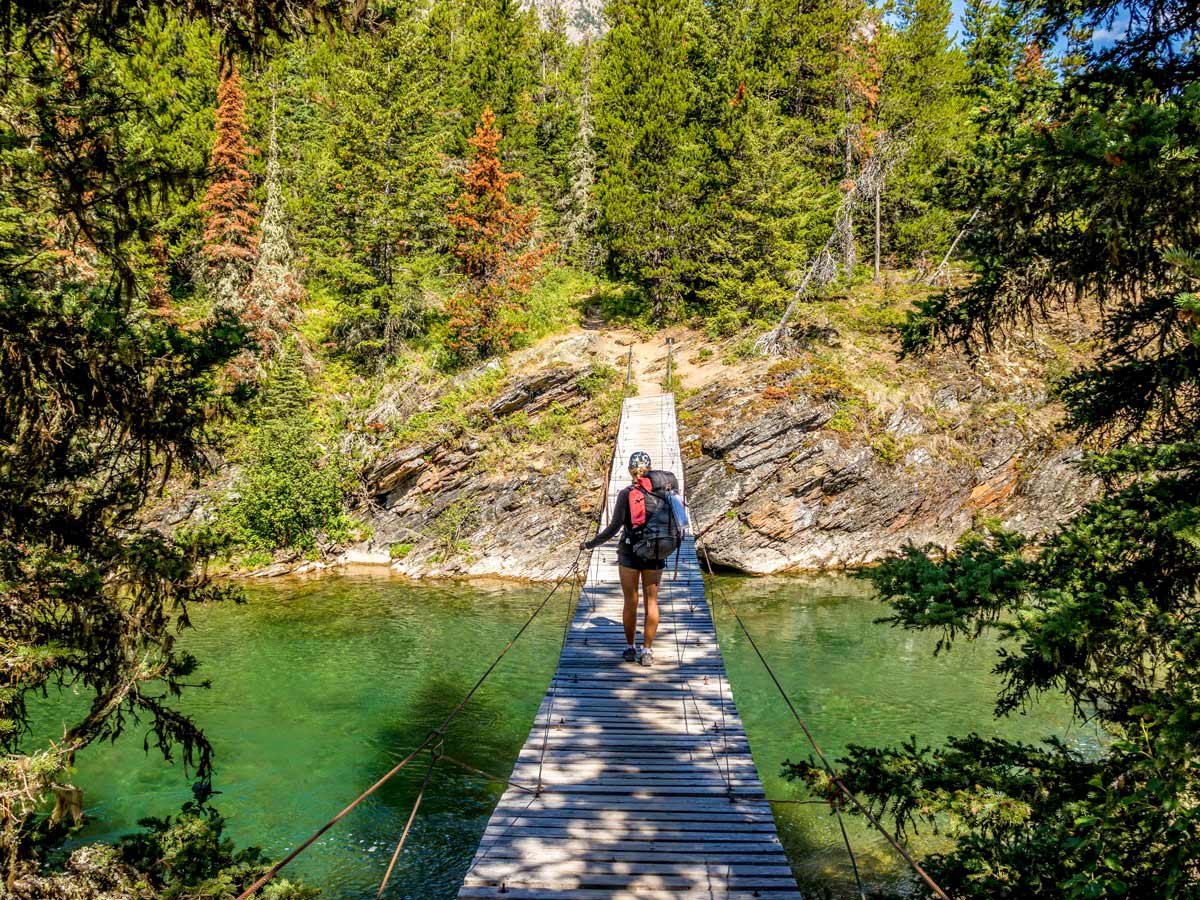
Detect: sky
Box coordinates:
(944, 0, 1133, 48)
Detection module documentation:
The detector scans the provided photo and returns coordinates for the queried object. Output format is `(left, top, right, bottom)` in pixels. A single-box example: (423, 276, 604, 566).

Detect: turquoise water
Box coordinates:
(35, 572, 1099, 898)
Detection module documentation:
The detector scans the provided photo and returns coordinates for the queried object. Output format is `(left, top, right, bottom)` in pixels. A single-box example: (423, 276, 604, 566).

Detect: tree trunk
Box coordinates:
(757, 229, 838, 354)
(843, 91, 854, 279)
(926, 207, 980, 285)
(874, 178, 882, 282)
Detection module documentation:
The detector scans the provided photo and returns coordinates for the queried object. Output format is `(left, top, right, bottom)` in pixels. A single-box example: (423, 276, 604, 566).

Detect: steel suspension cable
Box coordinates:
(234, 547, 586, 900)
(835, 795, 868, 900)
(535, 559, 584, 791)
(376, 750, 438, 899)
(695, 539, 952, 900)
(439, 751, 539, 795)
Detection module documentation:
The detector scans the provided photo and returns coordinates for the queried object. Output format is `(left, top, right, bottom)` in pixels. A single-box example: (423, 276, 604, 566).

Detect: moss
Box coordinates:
(389, 542, 414, 559)
(870, 433, 910, 466)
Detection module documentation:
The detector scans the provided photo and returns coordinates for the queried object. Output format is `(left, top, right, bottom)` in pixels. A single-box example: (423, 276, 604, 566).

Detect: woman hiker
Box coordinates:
(580, 451, 667, 667)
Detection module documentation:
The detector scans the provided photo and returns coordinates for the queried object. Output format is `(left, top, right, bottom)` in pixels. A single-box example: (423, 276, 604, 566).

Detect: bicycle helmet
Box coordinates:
(628, 451, 652, 471)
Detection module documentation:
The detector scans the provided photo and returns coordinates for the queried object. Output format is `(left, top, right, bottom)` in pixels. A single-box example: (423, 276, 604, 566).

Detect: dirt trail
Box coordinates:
(588, 327, 736, 396)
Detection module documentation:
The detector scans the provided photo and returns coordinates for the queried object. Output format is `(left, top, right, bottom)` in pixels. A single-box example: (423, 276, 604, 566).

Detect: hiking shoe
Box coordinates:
(622, 646, 637, 662)
(638, 647, 654, 667)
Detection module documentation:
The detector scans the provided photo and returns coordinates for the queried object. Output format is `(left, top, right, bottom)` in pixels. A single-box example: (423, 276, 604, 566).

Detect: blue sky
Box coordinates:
(943, 0, 1132, 48)
(949, 0, 968, 40)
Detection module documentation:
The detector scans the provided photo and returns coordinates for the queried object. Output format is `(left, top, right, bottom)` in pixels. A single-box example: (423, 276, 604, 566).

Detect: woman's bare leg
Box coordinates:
(641, 569, 662, 648)
(619, 565, 640, 646)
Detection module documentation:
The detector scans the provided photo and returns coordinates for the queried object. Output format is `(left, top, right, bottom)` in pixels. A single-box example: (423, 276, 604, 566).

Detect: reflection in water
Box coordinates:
(31, 572, 1098, 899)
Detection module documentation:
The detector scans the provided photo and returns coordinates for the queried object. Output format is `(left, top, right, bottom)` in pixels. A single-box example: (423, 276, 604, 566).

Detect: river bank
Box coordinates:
(161, 290, 1100, 582)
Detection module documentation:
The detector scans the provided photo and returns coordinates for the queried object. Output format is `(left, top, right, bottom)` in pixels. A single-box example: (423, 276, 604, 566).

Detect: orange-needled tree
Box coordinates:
(200, 59, 258, 312)
(445, 107, 550, 361)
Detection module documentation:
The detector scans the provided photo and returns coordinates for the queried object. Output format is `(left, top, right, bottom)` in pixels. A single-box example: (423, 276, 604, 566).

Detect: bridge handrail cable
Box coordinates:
(695, 536, 953, 900)
(234, 545, 586, 900)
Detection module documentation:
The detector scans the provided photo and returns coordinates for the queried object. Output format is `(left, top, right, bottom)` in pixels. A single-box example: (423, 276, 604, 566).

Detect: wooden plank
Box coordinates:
(458, 394, 800, 899)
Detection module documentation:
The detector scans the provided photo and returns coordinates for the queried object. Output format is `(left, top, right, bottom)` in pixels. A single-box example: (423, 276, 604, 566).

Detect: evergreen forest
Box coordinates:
(1, 0, 1197, 898)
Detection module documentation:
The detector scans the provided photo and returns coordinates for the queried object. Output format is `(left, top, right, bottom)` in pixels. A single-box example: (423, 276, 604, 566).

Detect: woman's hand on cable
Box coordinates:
(579, 540, 591, 551)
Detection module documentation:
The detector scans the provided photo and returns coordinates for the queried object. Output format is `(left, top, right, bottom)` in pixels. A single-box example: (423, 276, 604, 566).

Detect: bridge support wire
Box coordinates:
(377, 748, 439, 899)
(535, 559, 585, 793)
(234, 546, 586, 900)
(696, 537, 952, 900)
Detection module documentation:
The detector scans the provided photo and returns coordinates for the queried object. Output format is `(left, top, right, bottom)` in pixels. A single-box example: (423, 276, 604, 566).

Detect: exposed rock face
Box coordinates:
(334, 331, 1099, 579)
(152, 327, 1097, 581)
(350, 345, 612, 580)
(681, 377, 1097, 573)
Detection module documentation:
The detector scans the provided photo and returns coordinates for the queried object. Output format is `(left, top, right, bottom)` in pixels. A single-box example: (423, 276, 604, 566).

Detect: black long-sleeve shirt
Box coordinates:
(584, 486, 635, 549)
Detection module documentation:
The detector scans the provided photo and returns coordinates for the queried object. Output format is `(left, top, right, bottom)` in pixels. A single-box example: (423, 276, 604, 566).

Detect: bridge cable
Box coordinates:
(376, 747, 439, 899)
(656, 396, 734, 792)
(699, 541, 866, 900)
(234, 547, 586, 900)
(439, 752, 539, 795)
(535, 557, 585, 792)
(835, 795, 868, 900)
(664, 545, 733, 794)
(695, 538, 952, 900)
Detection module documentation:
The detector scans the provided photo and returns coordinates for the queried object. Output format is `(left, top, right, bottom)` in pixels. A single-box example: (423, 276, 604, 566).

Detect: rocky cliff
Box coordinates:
(308, 314, 1098, 579)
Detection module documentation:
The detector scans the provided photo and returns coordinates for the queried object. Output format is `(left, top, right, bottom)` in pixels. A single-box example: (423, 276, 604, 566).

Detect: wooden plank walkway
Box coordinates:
(459, 394, 801, 898)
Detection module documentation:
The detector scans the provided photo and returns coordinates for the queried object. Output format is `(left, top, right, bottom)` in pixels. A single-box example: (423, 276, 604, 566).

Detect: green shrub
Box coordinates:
(214, 352, 353, 554)
(430, 499, 479, 561)
(826, 402, 861, 433)
(870, 433, 906, 465)
(722, 336, 758, 365)
(578, 362, 618, 397)
(119, 789, 316, 900)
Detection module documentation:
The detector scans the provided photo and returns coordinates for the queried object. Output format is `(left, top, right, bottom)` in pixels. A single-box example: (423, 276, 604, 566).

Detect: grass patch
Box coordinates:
(390, 364, 508, 446)
(510, 266, 595, 346)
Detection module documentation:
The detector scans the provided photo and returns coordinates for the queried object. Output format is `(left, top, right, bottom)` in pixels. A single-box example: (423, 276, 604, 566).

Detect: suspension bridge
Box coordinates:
(237, 384, 950, 900)
(458, 393, 799, 897)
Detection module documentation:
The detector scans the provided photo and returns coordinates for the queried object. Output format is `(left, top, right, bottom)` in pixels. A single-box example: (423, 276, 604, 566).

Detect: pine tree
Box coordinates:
(200, 59, 258, 310)
(528, 0, 580, 227)
(961, 0, 1023, 92)
(843, 9, 883, 278)
(595, 0, 705, 321)
(446, 108, 551, 360)
(876, 0, 970, 263)
(146, 235, 174, 317)
(287, 12, 453, 366)
(561, 39, 600, 270)
(0, 0, 330, 880)
(698, 93, 827, 332)
(798, 3, 1200, 895)
(240, 97, 303, 382)
(466, 0, 537, 162)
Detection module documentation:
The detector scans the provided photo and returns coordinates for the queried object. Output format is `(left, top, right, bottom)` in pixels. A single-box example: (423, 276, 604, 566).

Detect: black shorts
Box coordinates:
(617, 544, 666, 571)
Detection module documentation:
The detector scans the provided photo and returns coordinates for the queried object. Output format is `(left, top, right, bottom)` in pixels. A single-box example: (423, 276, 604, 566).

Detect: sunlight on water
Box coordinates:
(33, 572, 1099, 899)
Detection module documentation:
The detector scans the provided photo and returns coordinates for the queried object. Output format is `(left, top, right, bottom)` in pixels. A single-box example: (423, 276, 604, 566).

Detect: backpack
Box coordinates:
(629, 470, 683, 561)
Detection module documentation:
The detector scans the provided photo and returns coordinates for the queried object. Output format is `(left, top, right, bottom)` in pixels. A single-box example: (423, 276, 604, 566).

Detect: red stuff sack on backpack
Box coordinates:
(629, 476, 653, 527)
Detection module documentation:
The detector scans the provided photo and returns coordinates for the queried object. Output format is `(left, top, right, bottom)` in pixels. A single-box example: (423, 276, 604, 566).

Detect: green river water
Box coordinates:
(38, 572, 1102, 898)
